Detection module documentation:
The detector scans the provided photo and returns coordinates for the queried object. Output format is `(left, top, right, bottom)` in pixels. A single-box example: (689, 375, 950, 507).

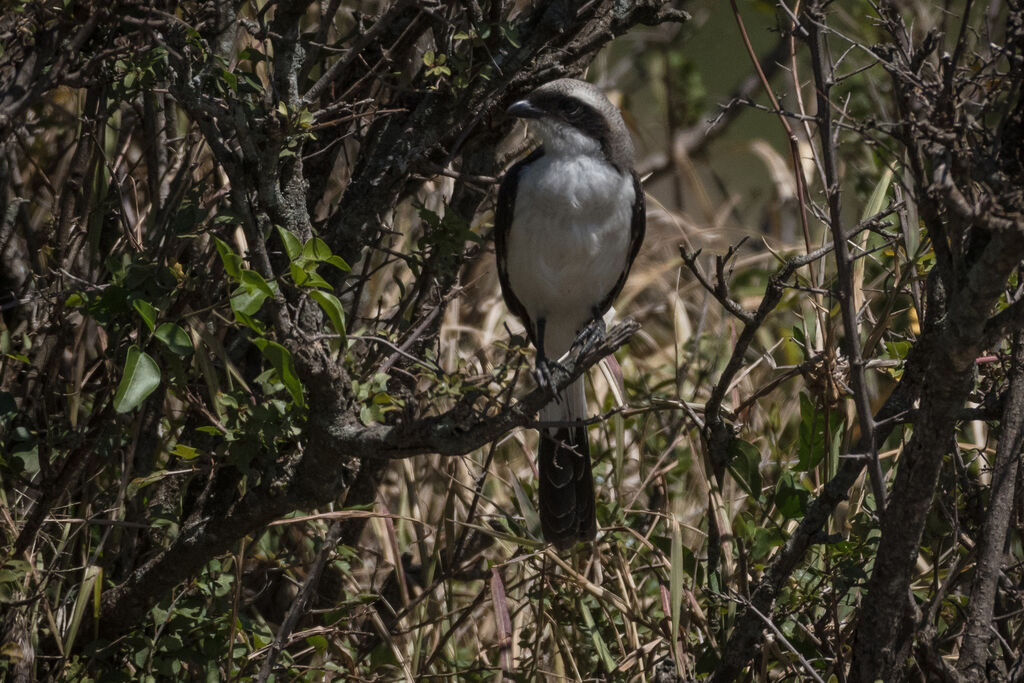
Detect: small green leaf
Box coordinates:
(127, 470, 177, 499)
(172, 444, 200, 460)
(133, 299, 158, 332)
(254, 338, 305, 407)
(65, 565, 102, 654)
(276, 226, 302, 260)
(238, 47, 266, 63)
(726, 438, 762, 497)
(230, 286, 269, 317)
(750, 525, 786, 560)
(301, 270, 331, 289)
(861, 167, 894, 223)
(289, 261, 330, 289)
(289, 262, 308, 286)
(500, 23, 521, 48)
(229, 272, 276, 317)
(580, 602, 616, 673)
(797, 393, 841, 472)
(221, 68, 237, 92)
(114, 346, 161, 413)
(233, 310, 266, 334)
(302, 237, 333, 262)
(154, 323, 194, 356)
(240, 269, 276, 297)
(325, 255, 350, 272)
(775, 472, 810, 519)
(65, 292, 87, 308)
(510, 475, 541, 538)
(214, 237, 242, 280)
(306, 634, 328, 655)
(309, 290, 346, 342)
(670, 515, 683, 648)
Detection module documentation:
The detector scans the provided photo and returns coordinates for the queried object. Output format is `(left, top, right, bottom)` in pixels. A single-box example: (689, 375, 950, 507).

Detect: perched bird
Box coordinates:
(494, 78, 645, 549)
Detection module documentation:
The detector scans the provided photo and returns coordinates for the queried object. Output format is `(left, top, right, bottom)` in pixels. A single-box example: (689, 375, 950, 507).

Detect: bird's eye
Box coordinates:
(563, 101, 582, 116)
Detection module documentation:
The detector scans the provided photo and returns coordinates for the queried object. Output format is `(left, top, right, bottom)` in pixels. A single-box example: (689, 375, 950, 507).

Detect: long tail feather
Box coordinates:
(538, 376, 595, 548)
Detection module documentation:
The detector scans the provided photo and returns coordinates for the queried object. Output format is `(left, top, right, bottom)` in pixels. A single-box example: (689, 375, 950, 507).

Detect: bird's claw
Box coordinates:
(570, 318, 606, 358)
(533, 357, 567, 398)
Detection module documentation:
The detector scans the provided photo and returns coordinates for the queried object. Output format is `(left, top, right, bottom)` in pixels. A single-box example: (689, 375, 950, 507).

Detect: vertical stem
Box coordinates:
(804, 6, 886, 513)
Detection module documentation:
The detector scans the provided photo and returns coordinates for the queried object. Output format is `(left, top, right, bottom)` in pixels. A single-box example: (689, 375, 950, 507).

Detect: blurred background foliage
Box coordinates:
(1, 0, 1023, 681)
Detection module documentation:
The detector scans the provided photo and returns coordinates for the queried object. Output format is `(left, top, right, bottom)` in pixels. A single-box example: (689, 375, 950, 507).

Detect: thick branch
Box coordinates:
(957, 332, 1024, 680)
(97, 321, 639, 636)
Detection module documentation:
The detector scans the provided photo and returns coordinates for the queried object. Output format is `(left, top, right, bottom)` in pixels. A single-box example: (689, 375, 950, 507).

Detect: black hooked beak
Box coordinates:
(507, 99, 545, 119)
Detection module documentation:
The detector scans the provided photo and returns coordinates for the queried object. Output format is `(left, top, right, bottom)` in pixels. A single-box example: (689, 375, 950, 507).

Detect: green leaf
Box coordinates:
(114, 345, 161, 413)
(861, 167, 894, 223)
(670, 515, 683, 650)
(726, 438, 762, 497)
(65, 292, 87, 308)
(301, 237, 333, 262)
(220, 68, 237, 92)
(65, 565, 102, 654)
(253, 338, 305, 407)
(133, 299, 158, 332)
(309, 290, 346, 341)
(230, 286, 269, 317)
(276, 226, 302, 260)
(797, 393, 841, 472)
(233, 310, 266, 334)
(302, 270, 331, 289)
(214, 237, 242, 280)
(775, 472, 810, 519)
(325, 254, 350, 272)
(172, 444, 200, 460)
(289, 261, 330, 289)
(238, 46, 266, 64)
(154, 323, 194, 356)
(127, 470, 178, 498)
(510, 475, 540, 537)
(289, 262, 308, 286)
(306, 634, 329, 655)
(229, 271, 277, 318)
(240, 269, 276, 297)
(580, 601, 615, 673)
(750, 525, 786, 560)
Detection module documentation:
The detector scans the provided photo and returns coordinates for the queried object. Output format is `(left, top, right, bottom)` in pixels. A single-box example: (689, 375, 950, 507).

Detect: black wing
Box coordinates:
(595, 169, 646, 316)
(494, 147, 545, 346)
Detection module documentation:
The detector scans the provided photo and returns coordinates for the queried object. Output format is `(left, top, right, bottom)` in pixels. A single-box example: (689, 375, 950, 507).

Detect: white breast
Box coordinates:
(506, 155, 635, 357)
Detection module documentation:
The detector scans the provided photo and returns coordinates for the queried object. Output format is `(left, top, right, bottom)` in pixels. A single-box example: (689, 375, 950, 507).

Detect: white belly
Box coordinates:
(506, 155, 634, 357)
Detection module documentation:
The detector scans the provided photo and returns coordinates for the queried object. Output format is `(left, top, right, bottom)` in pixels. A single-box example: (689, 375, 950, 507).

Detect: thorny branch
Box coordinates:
(708, 1, 1024, 680)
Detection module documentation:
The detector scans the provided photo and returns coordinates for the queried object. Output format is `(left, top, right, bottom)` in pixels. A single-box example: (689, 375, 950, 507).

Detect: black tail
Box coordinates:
(538, 425, 596, 549)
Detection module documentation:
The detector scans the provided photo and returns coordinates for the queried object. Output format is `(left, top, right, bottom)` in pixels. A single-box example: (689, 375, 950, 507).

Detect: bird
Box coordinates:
(494, 78, 645, 549)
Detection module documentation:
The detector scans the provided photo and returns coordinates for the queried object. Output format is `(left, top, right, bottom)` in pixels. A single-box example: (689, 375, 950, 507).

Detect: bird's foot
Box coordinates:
(533, 356, 567, 398)
(570, 317, 607, 358)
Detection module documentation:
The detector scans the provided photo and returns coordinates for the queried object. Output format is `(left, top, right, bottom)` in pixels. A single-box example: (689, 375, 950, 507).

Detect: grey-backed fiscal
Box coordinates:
(494, 79, 645, 549)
